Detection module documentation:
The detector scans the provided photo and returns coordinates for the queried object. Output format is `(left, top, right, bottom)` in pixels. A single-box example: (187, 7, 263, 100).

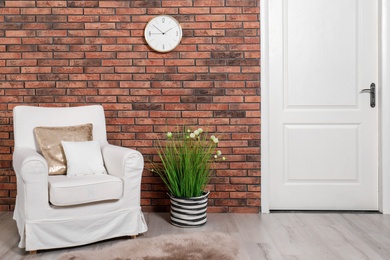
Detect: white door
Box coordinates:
(269, 0, 378, 210)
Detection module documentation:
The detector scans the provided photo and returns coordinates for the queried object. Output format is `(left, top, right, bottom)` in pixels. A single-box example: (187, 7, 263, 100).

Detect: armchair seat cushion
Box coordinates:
(48, 175, 123, 206)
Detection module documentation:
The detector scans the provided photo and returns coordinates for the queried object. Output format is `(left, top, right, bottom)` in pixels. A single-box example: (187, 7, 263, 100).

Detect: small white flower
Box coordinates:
(198, 128, 203, 133)
(214, 155, 218, 159)
(213, 138, 219, 144)
(194, 130, 200, 135)
(187, 129, 191, 133)
(190, 133, 196, 139)
(222, 156, 226, 161)
(151, 169, 154, 172)
(210, 135, 216, 140)
(217, 150, 222, 156)
(167, 132, 172, 138)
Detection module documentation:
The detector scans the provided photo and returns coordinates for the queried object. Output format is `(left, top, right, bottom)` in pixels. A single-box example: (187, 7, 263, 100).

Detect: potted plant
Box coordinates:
(152, 126, 225, 227)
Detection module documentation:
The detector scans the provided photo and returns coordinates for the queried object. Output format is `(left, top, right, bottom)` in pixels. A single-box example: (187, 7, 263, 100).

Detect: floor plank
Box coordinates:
(1, 212, 390, 259)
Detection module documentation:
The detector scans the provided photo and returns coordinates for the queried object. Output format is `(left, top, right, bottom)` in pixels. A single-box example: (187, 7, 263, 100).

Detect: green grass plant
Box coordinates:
(153, 126, 224, 198)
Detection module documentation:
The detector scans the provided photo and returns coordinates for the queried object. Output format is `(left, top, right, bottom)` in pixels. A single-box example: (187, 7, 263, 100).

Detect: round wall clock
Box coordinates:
(144, 15, 183, 53)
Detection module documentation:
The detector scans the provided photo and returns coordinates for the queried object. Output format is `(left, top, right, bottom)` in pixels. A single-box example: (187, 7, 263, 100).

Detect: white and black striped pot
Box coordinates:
(169, 191, 210, 228)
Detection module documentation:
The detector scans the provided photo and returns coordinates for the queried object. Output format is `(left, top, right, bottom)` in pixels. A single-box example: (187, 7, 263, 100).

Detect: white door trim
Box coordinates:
(380, 1, 390, 214)
(261, 0, 390, 213)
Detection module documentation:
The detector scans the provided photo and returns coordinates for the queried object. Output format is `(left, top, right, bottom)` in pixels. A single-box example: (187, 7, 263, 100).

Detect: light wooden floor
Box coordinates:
(1, 212, 390, 259)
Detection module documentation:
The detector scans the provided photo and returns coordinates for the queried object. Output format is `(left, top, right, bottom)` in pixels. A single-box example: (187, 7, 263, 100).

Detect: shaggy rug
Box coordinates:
(60, 232, 248, 260)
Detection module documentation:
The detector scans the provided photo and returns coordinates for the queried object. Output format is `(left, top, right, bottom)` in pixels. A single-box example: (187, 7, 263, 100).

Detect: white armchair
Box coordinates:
(12, 105, 148, 252)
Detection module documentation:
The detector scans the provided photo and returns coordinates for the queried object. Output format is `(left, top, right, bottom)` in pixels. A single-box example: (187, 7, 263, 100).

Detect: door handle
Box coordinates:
(360, 83, 375, 108)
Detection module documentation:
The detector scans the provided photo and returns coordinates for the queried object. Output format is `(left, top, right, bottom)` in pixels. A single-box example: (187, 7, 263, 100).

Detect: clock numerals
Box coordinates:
(162, 18, 165, 23)
(176, 31, 178, 37)
(162, 44, 165, 50)
(149, 31, 151, 36)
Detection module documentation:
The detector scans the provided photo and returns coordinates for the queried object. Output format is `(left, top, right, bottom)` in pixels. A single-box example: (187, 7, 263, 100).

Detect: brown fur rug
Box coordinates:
(59, 232, 248, 260)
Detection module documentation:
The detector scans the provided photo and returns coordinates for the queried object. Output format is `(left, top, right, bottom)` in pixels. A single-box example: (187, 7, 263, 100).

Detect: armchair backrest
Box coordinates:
(13, 105, 108, 151)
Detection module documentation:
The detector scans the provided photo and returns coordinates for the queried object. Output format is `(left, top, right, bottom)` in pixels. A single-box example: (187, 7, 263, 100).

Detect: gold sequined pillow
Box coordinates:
(34, 124, 93, 175)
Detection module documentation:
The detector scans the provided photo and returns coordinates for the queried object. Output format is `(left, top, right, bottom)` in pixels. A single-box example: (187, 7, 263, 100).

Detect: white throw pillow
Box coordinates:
(61, 140, 107, 176)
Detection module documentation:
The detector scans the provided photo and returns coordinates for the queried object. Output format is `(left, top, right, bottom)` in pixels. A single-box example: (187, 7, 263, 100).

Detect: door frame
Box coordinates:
(261, 0, 390, 213)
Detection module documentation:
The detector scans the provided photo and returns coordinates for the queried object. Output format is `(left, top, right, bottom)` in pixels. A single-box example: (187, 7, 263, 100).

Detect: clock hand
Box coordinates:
(163, 27, 175, 34)
(153, 25, 164, 34)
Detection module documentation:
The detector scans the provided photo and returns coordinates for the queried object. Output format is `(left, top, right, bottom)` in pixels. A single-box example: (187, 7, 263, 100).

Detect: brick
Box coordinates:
(6, 30, 35, 37)
(4, 15, 34, 22)
(215, 199, 247, 206)
(0, 23, 21, 29)
(226, 89, 257, 95)
(37, 1, 67, 7)
(99, 1, 130, 7)
(68, 30, 99, 37)
(36, 89, 66, 96)
(116, 8, 147, 14)
(132, 104, 163, 111)
(56, 81, 87, 88)
(180, 7, 210, 14)
(23, 81, 55, 89)
(22, 23, 53, 30)
(182, 111, 213, 118)
(0, 96, 23, 102)
(21, 67, 51, 73)
(67, 1, 99, 7)
(21, 8, 51, 14)
(85, 67, 114, 74)
(0, 8, 20, 14)
(100, 15, 130, 22)
(150, 96, 180, 103)
(165, 104, 196, 111)
(196, 14, 225, 21)
(70, 59, 101, 66)
(68, 15, 99, 22)
(101, 74, 132, 81)
(0, 67, 18, 73)
(0, 38, 21, 44)
(228, 207, 259, 213)
(36, 15, 67, 22)
(130, 89, 161, 96)
(3, 88, 34, 97)
(120, 82, 150, 88)
(22, 52, 52, 59)
(193, 29, 225, 36)
(215, 184, 246, 192)
(194, 0, 225, 7)
(52, 23, 84, 30)
(84, 8, 115, 15)
(52, 8, 83, 14)
(6, 74, 36, 80)
(36, 30, 67, 37)
(52, 38, 80, 46)
(211, 7, 242, 14)
(69, 74, 99, 81)
(22, 37, 52, 44)
(23, 96, 55, 103)
(230, 162, 260, 170)
(37, 59, 67, 66)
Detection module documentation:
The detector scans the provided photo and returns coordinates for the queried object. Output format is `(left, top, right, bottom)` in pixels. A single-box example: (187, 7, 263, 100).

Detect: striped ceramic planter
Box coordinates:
(169, 191, 210, 228)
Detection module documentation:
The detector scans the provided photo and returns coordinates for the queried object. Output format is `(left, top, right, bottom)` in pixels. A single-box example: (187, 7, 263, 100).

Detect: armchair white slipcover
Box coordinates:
(12, 105, 148, 251)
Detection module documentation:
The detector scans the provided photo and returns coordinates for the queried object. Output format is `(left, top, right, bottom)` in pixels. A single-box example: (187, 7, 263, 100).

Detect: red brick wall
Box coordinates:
(0, 0, 260, 213)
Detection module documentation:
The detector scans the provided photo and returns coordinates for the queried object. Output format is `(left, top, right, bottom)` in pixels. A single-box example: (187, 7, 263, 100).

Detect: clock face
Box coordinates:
(144, 15, 182, 53)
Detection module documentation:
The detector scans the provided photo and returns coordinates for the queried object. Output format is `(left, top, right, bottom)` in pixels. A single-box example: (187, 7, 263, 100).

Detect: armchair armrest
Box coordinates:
(13, 147, 48, 184)
(13, 147, 49, 220)
(102, 144, 144, 179)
